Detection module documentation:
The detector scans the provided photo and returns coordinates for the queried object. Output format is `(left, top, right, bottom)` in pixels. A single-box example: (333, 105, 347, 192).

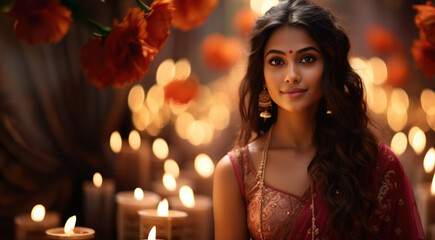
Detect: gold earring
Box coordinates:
(258, 87, 272, 120)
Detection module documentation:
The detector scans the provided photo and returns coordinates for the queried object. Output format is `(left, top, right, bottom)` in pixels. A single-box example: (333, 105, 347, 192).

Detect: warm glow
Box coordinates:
(157, 199, 169, 216)
(424, 148, 435, 173)
(431, 174, 435, 196)
(128, 130, 141, 150)
(408, 127, 426, 155)
(163, 173, 177, 191)
(146, 85, 165, 114)
(132, 105, 151, 131)
(93, 172, 103, 188)
(250, 0, 263, 15)
(134, 188, 144, 200)
(387, 106, 407, 132)
(428, 108, 435, 131)
(164, 159, 180, 178)
(109, 131, 122, 153)
(64, 215, 76, 234)
(368, 86, 387, 114)
(187, 121, 213, 145)
(421, 88, 435, 113)
(174, 58, 191, 80)
(31, 204, 45, 222)
(179, 185, 195, 208)
(175, 112, 195, 139)
(194, 153, 215, 178)
(350, 57, 373, 86)
(156, 59, 175, 86)
(152, 138, 169, 160)
(128, 84, 145, 112)
(209, 105, 230, 130)
(368, 57, 387, 85)
(390, 132, 407, 156)
(390, 88, 409, 114)
(261, 0, 279, 15)
(147, 226, 156, 240)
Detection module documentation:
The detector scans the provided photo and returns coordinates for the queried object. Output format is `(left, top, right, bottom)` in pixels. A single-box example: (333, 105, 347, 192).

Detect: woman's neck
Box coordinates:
(271, 107, 316, 151)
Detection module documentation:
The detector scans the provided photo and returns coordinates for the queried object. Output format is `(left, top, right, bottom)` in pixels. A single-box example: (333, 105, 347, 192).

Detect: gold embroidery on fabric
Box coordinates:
(375, 170, 396, 219)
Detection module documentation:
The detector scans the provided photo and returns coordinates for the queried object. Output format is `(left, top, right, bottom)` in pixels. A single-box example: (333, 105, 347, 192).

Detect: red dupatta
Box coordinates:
(287, 144, 425, 240)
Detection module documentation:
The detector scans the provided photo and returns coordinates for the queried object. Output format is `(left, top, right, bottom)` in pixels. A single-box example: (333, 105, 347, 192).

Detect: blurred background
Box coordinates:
(0, 0, 434, 239)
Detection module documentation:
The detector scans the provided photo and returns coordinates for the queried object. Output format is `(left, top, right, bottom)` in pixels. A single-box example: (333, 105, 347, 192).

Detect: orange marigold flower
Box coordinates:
(146, 0, 175, 50)
(8, 0, 72, 45)
(172, 0, 219, 31)
(233, 7, 259, 37)
(201, 33, 241, 72)
(411, 38, 435, 79)
(365, 25, 401, 54)
(385, 54, 409, 87)
(104, 7, 157, 87)
(164, 76, 199, 104)
(80, 36, 114, 89)
(413, 1, 435, 45)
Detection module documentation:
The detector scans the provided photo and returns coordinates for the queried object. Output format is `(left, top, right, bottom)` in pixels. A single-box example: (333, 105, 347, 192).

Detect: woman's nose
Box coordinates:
(284, 63, 300, 83)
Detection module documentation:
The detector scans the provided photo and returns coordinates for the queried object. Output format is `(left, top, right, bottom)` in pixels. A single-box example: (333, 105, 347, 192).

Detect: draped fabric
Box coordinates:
(228, 144, 425, 240)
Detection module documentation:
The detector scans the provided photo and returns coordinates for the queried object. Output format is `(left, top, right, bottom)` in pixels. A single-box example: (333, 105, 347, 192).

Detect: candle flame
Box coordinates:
(194, 153, 215, 178)
(157, 199, 169, 216)
(31, 204, 45, 222)
(128, 130, 141, 150)
(431, 174, 435, 196)
(128, 84, 145, 112)
(93, 172, 103, 188)
(164, 159, 180, 178)
(163, 173, 177, 191)
(179, 186, 195, 208)
(152, 138, 169, 160)
(424, 148, 435, 173)
(408, 127, 426, 155)
(134, 188, 144, 200)
(147, 226, 156, 240)
(110, 131, 122, 153)
(64, 215, 76, 234)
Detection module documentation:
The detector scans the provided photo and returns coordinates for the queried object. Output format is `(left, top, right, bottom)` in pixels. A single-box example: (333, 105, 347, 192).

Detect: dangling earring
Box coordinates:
(258, 87, 272, 120)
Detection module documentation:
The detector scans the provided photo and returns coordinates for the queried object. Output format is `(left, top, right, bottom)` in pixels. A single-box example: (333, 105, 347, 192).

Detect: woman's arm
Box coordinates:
(213, 155, 250, 240)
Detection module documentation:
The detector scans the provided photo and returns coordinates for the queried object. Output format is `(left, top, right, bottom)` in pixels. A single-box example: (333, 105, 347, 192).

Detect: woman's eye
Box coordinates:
(300, 56, 316, 63)
(269, 58, 284, 66)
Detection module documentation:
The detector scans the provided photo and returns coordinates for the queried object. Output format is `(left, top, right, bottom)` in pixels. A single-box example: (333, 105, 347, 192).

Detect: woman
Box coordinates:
(213, 0, 425, 239)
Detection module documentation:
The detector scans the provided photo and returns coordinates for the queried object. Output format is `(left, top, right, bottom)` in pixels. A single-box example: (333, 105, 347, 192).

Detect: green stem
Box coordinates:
(86, 19, 111, 37)
(136, 0, 151, 13)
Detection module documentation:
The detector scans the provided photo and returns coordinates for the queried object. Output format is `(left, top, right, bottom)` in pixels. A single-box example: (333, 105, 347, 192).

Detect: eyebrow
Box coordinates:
(264, 46, 320, 57)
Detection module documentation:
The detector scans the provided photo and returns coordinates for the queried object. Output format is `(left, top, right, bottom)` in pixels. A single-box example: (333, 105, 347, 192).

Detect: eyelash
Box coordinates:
(268, 55, 316, 66)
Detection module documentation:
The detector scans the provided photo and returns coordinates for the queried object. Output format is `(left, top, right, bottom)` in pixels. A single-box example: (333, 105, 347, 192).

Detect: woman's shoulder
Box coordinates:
(376, 142, 406, 176)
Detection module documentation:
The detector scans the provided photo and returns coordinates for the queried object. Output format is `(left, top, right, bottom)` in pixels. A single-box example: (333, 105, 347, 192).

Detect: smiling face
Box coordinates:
(263, 26, 324, 115)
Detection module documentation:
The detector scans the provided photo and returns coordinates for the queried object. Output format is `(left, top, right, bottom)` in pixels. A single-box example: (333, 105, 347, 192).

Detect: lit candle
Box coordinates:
(14, 204, 60, 240)
(181, 153, 215, 195)
(416, 173, 435, 235)
(138, 199, 187, 240)
(169, 186, 213, 240)
(151, 172, 194, 199)
(112, 130, 152, 191)
(140, 226, 164, 240)
(116, 188, 160, 240)
(46, 215, 94, 239)
(82, 172, 115, 240)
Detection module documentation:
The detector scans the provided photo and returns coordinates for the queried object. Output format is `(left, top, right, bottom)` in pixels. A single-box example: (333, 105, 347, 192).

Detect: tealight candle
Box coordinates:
(116, 188, 160, 240)
(168, 186, 213, 240)
(46, 215, 94, 239)
(138, 199, 187, 240)
(15, 204, 60, 240)
(83, 172, 115, 240)
(416, 173, 435, 235)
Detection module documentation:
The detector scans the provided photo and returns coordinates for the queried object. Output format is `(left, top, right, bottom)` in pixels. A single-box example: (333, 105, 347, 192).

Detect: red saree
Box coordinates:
(228, 143, 425, 240)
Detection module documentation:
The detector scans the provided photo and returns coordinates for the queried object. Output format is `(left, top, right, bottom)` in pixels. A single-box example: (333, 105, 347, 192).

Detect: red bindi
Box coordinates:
(289, 50, 293, 54)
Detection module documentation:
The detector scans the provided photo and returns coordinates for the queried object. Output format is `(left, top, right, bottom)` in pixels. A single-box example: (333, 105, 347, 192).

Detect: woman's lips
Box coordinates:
(280, 88, 307, 98)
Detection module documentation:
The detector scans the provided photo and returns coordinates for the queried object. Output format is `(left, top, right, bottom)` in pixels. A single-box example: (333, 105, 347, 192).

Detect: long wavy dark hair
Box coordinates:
(237, 0, 379, 238)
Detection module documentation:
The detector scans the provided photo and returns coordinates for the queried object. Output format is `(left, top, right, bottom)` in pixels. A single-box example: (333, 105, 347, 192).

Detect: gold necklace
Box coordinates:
(257, 126, 317, 240)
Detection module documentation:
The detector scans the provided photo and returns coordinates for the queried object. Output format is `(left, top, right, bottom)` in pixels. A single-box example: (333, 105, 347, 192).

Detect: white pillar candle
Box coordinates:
(82, 173, 115, 240)
(168, 187, 213, 240)
(138, 199, 187, 240)
(15, 205, 60, 240)
(116, 190, 160, 240)
(151, 176, 194, 199)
